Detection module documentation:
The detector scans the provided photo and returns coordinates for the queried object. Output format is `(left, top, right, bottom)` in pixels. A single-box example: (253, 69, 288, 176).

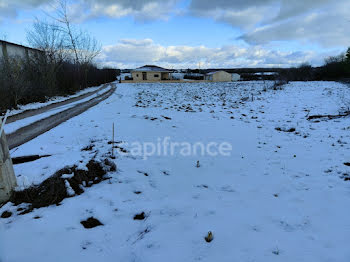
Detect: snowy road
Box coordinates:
(6, 83, 110, 124)
(6, 84, 116, 149)
(0, 81, 350, 262)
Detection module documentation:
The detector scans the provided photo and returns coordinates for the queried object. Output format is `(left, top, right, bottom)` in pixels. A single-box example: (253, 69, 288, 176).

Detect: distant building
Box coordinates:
(131, 65, 173, 82)
(231, 73, 241, 81)
(0, 40, 42, 61)
(205, 71, 237, 82)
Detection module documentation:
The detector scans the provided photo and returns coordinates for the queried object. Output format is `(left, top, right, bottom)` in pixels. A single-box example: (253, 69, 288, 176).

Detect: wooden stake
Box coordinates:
(0, 110, 9, 136)
(112, 123, 115, 158)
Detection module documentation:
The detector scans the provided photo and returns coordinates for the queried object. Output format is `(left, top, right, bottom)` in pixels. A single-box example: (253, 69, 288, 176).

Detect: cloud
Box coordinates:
(2, 0, 349, 50)
(0, 0, 51, 19)
(97, 38, 325, 69)
(73, 0, 180, 21)
(189, 0, 350, 48)
(240, 1, 350, 47)
(0, 0, 179, 22)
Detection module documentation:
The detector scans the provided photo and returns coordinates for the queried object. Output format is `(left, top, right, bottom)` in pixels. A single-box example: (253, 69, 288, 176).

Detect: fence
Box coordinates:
(0, 116, 17, 203)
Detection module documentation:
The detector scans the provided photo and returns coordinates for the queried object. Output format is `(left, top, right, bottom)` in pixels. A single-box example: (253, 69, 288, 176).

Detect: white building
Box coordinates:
(231, 73, 241, 81)
(131, 65, 173, 82)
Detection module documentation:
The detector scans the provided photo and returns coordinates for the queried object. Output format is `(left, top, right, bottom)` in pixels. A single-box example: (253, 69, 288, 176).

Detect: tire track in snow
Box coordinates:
(7, 85, 116, 150)
(7, 83, 111, 124)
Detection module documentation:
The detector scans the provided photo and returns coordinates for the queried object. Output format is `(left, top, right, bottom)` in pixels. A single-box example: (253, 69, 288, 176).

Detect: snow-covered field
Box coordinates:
(1, 81, 350, 262)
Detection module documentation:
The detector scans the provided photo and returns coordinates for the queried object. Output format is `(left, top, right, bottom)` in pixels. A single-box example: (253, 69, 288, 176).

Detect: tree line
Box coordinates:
(0, 0, 119, 112)
(277, 48, 350, 82)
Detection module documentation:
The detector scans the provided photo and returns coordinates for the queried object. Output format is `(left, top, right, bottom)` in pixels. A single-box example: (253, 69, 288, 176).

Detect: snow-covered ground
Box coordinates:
(1, 81, 350, 262)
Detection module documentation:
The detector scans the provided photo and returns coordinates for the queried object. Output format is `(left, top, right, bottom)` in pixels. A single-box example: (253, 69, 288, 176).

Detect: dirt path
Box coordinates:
(7, 84, 111, 124)
(7, 85, 116, 150)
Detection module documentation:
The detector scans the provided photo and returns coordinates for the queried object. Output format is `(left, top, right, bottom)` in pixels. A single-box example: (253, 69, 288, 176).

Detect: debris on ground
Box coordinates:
(205, 231, 214, 243)
(81, 217, 103, 229)
(9, 158, 116, 214)
(133, 212, 146, 220)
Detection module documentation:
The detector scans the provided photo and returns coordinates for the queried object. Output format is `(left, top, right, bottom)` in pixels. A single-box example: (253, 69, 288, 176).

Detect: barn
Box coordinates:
(205, 71, 234, 82)
(131, 65, 173, 82)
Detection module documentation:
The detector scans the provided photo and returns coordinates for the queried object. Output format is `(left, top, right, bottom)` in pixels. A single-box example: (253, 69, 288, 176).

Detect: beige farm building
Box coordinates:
(205, 71, 239, 82)
(131, 65, 173, 82)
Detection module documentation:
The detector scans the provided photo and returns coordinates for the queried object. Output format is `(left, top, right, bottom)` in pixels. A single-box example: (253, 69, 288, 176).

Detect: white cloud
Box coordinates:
(74, 0, 179, 21)
(0, 0, 52, 18)
(189, 0, 350, 48)
(240, 1, 350, 48)
(1, 0, 348, 62)
(97, 38, 325, 69)
(0, 0, 179, 22)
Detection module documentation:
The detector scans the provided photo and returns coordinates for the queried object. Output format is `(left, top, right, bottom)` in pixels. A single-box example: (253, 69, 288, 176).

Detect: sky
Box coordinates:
(0, 0, 349, 69)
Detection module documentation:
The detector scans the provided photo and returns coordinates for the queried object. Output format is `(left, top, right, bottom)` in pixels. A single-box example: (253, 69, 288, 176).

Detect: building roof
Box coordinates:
(133, 65, 172, 72)
(206, 70, 228, 75)
(206, 71, 240, 76)
(0, 40, 42, 52)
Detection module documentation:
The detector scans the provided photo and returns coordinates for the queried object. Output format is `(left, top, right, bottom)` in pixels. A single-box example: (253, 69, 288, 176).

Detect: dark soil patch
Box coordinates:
(161, 116, 172, 120)
(341, 173, 350, 181)
(9, 158, 116, 214)
(114, 145, 128, 154)
(275, 127, 296, 133)
(138, 171, 149, 177)
(81, 144, 94, 151)
(162, 171, 170, 176)
(1, 211, 12, 218)
(342, 173, 350, 181)
(134, 212, 146, 220)
(81, 217, 103, 229)
(107, 140, 123, 145)
(12, 155, 51, 165)
(104, 158, 117, 172)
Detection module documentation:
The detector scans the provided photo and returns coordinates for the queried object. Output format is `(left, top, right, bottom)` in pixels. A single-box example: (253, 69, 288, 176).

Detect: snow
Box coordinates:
(133, 66, 172, 72)
(65, 180, 76, 196)
(1, 81, 350, 262)
(62, 174, 74, 179)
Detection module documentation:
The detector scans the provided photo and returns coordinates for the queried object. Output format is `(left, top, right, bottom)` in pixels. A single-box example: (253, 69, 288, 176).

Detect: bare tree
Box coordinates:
(27, 20, 67, 65)
(27, 20, 69, 95)
(49, 0, 101, 65)
(0, 32, 8, 41)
